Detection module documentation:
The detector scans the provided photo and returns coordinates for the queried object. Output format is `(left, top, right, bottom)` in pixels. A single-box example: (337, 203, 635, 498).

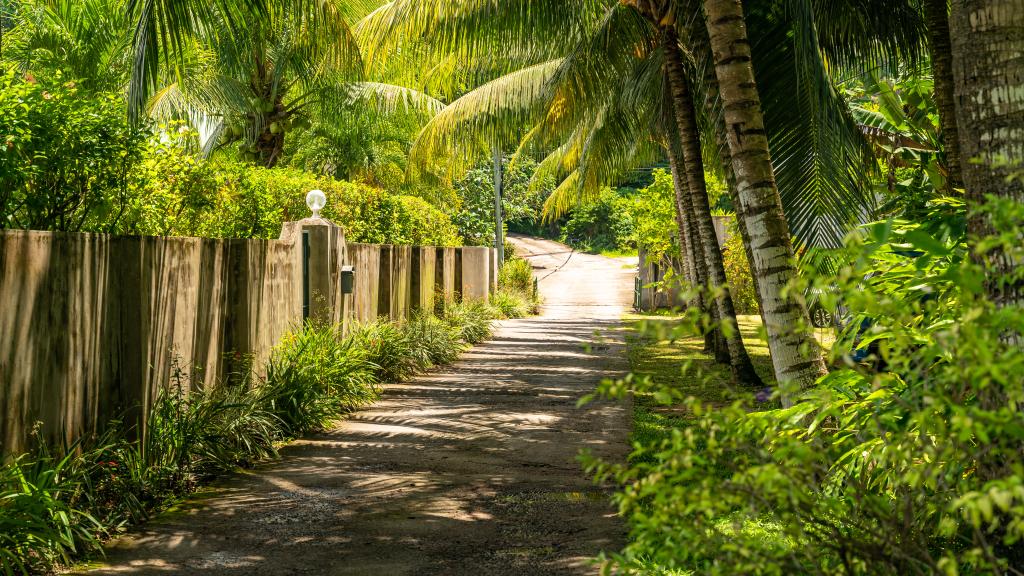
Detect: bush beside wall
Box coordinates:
(0, 303, 496, 575)
(0, 75, 460, 246)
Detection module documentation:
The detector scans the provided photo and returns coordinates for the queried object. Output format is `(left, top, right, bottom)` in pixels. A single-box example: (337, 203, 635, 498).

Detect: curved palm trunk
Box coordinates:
(664, 28, 761, 385)
(668, 136, 718, 354)
(701, 0, 827, 390)
(950, 0, 1024, 260)
(667, 152, 696, 289)
(688, 19, 766, 318)
(924, 0, 964, 191)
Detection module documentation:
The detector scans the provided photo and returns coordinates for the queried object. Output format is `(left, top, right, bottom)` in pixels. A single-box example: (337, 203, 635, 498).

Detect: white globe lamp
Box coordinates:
(305, 189, 326, 219)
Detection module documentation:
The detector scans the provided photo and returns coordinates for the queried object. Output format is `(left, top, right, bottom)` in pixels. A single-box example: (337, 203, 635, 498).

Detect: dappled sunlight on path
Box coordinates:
(84, 236, 634, 576)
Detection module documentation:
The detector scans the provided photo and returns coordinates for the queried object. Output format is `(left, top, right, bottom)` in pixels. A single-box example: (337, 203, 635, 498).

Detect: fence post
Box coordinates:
(281, 217, 346, 327)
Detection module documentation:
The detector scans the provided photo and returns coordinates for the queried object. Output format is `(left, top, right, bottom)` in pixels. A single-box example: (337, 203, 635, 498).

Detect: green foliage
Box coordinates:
(493, 255, 539, 319)
(627, 169, 678, 262)
(117, 124, 222, 236)
(395, 196, 463, 247)
(452, 156, 553, 245)
(260, 323, 379, 436)
(442, 300, 496, 345)
(0, 71, 148, 231)
(0, 449, 103, 574)
(349, 320, 420, 383)
(0, 75, 461, 244)
(849, 74, 947, 211)
(0, 304, 502, 573)
(489, 290, 532, 319)
(403, 312, 465, 369)
(175, 165, 461, 244)
(498, 257, 533, 295)
(721, 225, 758, 315)
(588, 197, 1024, 575)
(559, 187, 635, 253)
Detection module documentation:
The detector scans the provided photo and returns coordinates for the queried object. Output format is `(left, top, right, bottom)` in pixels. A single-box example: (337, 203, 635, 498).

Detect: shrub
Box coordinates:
(260, 323, 379, 435)
(0, 73, 462, 246)
(489, 290, 533, 319)
(403, 312, 465, 368)
(588, 196, 1024, 575)
(0, 71, 148, 232)
(0, 450, 104, 574)
(348, 320, 419, 383)
(721, 223, 758, 314)
(443, 300, 495, 344)
(559, 187, 635, 253)
(498, 257, 534, 295)
(192, 165, 463, 245)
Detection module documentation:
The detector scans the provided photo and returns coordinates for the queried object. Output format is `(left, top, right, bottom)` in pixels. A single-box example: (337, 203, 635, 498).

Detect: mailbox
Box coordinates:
(340, 265, 356, 294)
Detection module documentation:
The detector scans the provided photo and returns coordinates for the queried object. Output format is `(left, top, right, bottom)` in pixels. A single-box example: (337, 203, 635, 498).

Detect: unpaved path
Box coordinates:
(84, 236, 636, 575)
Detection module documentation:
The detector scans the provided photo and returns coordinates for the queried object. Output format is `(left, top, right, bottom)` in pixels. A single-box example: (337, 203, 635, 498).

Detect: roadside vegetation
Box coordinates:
(2, 0, 1022, 574)
(0, 257, 539, 574)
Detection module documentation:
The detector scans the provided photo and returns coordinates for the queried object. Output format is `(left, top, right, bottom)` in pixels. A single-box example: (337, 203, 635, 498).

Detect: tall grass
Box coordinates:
(493, 256, 540, 319)
(443, 300, 496, 344)
(0, 306, 497, 574)
(260, 324, 378, 435)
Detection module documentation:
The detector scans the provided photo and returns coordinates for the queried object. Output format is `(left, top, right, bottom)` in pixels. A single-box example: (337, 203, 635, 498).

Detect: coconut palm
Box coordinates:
(948, 0, 1024, 313)
(0, 0, 133, 91)
(145, 0, 445, 167)
(355, 0, 935, 387)
(126, 0, 369, 118)
(701, 0, 828, 389)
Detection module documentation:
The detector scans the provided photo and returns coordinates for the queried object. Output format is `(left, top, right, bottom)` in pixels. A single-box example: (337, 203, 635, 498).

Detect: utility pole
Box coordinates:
(493, 146, 504, 269)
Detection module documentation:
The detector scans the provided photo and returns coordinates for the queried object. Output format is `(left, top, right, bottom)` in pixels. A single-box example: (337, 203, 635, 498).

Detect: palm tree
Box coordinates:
(923, 0, 963, 191)
(949, 0, 1024, 312)
(126, 0, 352, 119)
(361, 0, 931, 388)
(1, 0, 132, 91)
(147, 1, 444, 167)
(646, 3, 762, 384)
(701, 0, 827, 390)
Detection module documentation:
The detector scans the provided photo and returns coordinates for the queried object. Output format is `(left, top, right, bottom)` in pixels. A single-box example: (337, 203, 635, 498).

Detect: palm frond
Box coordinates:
(408, 58, 562, 177)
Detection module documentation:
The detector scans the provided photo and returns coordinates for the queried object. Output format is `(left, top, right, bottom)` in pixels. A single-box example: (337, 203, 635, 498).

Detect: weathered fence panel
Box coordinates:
(0, 230, 302, 454)
(0, 222, 495, 453)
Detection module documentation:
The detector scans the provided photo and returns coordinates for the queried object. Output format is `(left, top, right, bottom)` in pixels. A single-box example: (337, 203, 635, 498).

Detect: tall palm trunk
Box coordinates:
(667, 150, 696, 290)
(950, 0, 1024, 333)
(668, 133, 718, 355)
(924, 0, 964, 191)
(664, 28, 761, 385)
(701, 0, 826, 389)
(689, 19, 765, 318)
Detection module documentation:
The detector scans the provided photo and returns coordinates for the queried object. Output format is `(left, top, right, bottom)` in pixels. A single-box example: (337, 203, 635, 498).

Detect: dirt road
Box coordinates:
(84, 236, 636, 575)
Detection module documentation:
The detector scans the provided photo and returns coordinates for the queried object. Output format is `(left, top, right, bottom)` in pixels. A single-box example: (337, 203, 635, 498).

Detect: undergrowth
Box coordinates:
(0, 302, 501, 575)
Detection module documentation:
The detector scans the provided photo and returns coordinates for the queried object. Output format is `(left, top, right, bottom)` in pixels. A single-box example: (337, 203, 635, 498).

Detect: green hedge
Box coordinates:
(0, 74, 461, 246)
(188, 164, 462, 245)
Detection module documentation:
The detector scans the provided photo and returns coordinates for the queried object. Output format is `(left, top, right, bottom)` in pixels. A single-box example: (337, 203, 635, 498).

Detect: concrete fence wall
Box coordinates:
(0, 221, 494, 454)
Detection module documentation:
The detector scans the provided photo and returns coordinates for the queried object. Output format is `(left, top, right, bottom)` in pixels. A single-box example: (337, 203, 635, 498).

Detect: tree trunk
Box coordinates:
(255, 129, 284, 168)
(493, 147, 505, 269)
(668, 138, 717, 353)
(701, 0, 827, 390)
(950, 0, 1024, 329)
(664, 28, 761, 385)
(688, 18, 766, 319)
(667, 150, 695, 293)
(924, 0, 965, 192)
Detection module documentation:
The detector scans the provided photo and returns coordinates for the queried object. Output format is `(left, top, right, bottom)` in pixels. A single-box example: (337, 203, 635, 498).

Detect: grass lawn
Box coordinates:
(620, 312, 833, 568)
(625, 312, 835, 441)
